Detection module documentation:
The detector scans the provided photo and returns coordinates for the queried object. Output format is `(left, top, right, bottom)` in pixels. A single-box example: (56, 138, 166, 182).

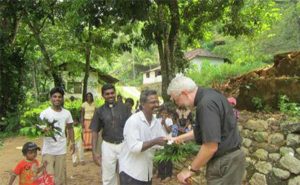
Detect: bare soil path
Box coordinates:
(0, 136, 179, 185)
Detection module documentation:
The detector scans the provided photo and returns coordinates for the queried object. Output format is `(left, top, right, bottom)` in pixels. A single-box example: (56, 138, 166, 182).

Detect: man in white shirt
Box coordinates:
(40, 87, 75, 185)
(119, 89, 167, 185)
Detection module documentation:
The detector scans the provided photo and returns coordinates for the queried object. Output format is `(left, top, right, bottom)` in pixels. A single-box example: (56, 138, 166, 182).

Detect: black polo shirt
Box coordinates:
(193, 87, 242, 157)
(90, 101, 131, 143)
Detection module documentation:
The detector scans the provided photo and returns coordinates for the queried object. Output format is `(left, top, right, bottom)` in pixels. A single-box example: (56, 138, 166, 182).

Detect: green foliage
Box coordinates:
(260, 1, 300, 54)
(251, 97, 264, 110)
(154, 142, 199, 163)
(186, 61, 267, 87)
(279, 95, 300, 118)
(213, 36, 273, 65)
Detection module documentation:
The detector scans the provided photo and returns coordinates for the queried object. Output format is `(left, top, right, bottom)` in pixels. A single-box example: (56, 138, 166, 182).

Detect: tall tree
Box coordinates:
(0, 0, 27, 127)
(115, 0, 277, 101)
(66, 0, 118, 101)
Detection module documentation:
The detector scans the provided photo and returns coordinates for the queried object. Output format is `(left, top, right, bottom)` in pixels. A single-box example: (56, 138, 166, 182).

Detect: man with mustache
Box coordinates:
(118, 89, 167, 185)
(90, 84, 131, 185)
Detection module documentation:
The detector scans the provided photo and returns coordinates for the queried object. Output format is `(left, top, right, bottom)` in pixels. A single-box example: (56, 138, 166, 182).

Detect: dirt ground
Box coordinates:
(0, 136, 179, 185)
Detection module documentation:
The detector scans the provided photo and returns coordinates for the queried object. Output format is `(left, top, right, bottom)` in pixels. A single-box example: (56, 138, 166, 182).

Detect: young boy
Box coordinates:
(8, 142, 47, 185)
(71, 116, 85, 167)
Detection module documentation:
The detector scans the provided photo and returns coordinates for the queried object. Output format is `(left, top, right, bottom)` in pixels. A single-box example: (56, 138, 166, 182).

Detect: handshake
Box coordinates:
(154, 136, 184, 146)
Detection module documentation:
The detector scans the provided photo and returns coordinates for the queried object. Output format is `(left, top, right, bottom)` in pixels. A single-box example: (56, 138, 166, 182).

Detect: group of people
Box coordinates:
(9, 74, 245, 185)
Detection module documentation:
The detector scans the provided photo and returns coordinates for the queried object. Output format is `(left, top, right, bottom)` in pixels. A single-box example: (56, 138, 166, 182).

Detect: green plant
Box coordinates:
(263, 105, 273, 112)
(279, 95, 300, 118)
(251, 97, 263, 110)
(186, 61, 267, 87)
(154, 141, 199, 163)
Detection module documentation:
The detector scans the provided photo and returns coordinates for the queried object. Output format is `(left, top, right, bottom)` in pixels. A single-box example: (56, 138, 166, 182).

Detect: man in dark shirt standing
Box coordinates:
(167, 74, 245, 185)
(90, 84, 131, 185)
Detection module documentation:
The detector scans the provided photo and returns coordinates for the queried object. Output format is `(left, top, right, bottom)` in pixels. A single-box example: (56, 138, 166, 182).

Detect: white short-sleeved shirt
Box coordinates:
(157, 117, 173, 137)
(39, 107, 73, 155)
(119, 111, 166, 182)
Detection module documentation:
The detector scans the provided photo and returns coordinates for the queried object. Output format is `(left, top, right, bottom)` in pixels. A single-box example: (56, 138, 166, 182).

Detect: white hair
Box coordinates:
(167, 73, 197, 96)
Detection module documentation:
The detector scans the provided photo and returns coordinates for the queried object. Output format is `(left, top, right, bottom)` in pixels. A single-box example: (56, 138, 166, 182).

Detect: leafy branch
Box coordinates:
(36, 118, 62, 142)
(154, 141, 199, 163)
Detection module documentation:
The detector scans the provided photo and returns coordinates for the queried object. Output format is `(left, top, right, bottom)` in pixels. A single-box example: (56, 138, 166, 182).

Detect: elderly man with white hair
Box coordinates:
(168, 74, 245, 185)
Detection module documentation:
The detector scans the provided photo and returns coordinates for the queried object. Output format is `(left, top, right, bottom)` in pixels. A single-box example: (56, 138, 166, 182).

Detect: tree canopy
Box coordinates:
(1, 0, 298, 131)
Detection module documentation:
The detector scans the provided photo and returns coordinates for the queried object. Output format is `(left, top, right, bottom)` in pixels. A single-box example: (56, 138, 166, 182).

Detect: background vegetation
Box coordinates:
(0, 0, 299, 136)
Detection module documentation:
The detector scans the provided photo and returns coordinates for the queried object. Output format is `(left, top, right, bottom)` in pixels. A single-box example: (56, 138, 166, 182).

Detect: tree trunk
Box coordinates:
(155, 1, 180, 102)
(82, 25, 92, 102)
(32, 59, 39, 98)
(26, 19, 63, 87)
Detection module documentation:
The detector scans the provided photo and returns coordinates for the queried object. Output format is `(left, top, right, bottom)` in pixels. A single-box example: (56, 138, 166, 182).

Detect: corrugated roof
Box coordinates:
(184, 48, 225, 60)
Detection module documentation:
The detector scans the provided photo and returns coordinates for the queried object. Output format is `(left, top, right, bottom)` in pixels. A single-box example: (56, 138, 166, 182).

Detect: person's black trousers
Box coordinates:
(157, 160, 173, 180)
(119, 171, 152, 185)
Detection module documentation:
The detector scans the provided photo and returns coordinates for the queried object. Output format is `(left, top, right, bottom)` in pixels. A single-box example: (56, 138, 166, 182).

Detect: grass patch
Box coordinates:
(186, 61, 268, 87)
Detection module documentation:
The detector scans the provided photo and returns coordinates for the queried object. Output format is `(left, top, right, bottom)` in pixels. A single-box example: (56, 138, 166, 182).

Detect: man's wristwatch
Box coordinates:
(188, 165, 200, 175)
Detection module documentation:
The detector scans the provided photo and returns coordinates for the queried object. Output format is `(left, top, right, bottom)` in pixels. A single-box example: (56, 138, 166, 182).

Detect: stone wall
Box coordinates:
(238, 112, 300, 185)
(175, 112, 300, 185)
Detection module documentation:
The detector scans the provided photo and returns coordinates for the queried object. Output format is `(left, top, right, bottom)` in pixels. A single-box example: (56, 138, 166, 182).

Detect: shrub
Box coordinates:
(251, 97, 264, 110)
(279, 95, 300, 118)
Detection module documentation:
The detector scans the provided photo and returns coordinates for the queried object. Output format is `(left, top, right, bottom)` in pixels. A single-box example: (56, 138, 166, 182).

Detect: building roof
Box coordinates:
(58, 63, 119, 84)
(143, 49, 230, 74)
(144, 66, 161, 73)
(184, 48, 226, 60)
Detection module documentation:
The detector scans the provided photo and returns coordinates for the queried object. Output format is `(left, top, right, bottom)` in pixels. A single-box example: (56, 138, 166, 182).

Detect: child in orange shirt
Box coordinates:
(8, 142, 47, 185)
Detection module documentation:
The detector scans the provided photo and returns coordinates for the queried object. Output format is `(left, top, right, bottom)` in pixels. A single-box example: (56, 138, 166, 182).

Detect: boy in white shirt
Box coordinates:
(39, 87, 75, 185)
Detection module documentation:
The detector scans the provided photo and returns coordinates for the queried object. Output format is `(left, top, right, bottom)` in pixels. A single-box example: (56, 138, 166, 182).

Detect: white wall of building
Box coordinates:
(190, 57, 224, 71)
(143, 70, 162, 84)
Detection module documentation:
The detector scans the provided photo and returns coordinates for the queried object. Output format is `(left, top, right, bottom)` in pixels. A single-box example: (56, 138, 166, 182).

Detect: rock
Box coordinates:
(256, 161, 272, 174)
(241, 146, 249, 156)
(250, 173, 267, 185)
(246, 157, 257, 165)
(286, 134, 300, 146)
(252, 142, 279, 153)
(296, 148, 300, 155)
(268, 133, 285, 145)
(241, 129, 253, 138)
(253, 132, 269, 143)
(288, 175, 300, 185)
(244, 119, 268, 131)
(280, 147, 295, 156)
(267, 117, 280, 126)
(281, 122, 300, 134)
(280, 155, 300, 174)
(269, 153, 281, 161)
(243, 138, 252, 147)
(273, 167, 290, 179)
(254, 149, 269, 160)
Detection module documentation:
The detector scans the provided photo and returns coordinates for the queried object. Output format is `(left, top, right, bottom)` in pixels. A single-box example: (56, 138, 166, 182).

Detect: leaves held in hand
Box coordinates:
(36, 118, 62, 142)
(154, 141, 199, 163)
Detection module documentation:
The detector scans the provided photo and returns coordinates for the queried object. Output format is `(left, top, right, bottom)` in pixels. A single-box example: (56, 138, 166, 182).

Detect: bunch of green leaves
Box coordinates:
(279, 95, 300, 118)
(154, 141, 199, 163)
(251, 97, 264, 111)
(36, 118, 62, 142)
